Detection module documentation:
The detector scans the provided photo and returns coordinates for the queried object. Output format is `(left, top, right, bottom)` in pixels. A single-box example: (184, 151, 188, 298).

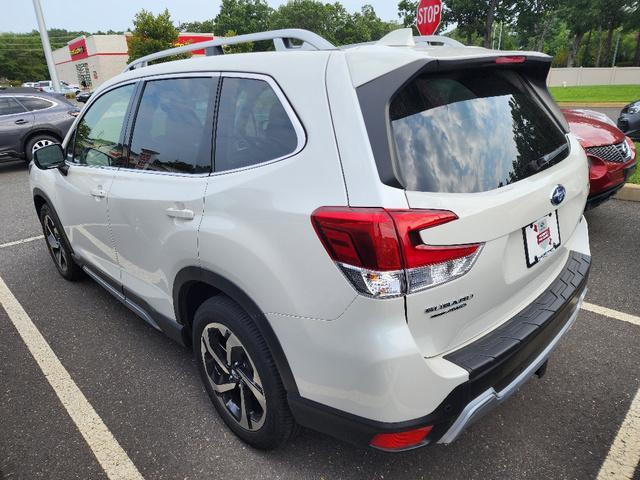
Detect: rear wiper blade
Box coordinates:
(534, 143, 568, 170)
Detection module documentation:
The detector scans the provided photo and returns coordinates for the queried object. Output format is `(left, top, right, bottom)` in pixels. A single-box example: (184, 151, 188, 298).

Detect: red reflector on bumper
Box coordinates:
(369, 426, 433, 450)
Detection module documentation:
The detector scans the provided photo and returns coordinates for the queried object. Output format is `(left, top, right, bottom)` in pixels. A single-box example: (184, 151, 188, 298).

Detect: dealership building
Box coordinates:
(53, 33, 214, 89)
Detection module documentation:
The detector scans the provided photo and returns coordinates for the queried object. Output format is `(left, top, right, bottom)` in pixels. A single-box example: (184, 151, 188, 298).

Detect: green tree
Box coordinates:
(222, 30, 254, 53)
(178, 19, 216, 33)
(127, 9, 187, 64)
(270, 1, 395, 46)
(270, 0, 347, 44)
(557, 0, 598, 67)
(214, 0, 273, 36)
(0, 29, 84, 82)
(514, 0, 559, 51)
(397, 0, 418, 30)
(624, 2, 640, 65)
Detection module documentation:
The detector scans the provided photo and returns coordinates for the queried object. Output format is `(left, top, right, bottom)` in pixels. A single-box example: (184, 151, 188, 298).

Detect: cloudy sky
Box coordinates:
(4, 0, 399, 33)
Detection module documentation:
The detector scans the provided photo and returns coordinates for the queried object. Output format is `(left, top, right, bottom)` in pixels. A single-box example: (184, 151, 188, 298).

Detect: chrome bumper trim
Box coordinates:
(437, 288, 587, 444)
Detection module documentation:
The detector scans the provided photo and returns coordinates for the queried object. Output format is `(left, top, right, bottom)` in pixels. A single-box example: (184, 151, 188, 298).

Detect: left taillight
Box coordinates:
(311, 207, 482, 298)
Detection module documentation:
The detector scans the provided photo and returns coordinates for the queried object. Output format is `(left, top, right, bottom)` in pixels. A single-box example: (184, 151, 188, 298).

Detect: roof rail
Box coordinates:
(123, 29, 337, 72)
(414, 35, 465, 48)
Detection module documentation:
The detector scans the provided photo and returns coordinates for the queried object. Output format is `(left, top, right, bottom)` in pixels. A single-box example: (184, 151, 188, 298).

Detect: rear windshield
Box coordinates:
(389, 69, 568, 193)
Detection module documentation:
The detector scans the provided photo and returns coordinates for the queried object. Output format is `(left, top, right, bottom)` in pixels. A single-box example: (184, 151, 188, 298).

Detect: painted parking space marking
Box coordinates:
(597, 388, 640, 480)
(1, 233, 639, 478)
(0, 235, 43, 250)
(582, 302, 640, 327)
(0, 274, 144, 480)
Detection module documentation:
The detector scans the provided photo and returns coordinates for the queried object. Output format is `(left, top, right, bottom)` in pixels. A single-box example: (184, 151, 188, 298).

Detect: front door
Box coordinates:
(53, 82, 136, 282)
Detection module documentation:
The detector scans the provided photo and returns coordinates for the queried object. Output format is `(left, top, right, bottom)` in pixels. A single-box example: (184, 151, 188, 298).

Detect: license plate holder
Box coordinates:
(523, 211, 561, 268)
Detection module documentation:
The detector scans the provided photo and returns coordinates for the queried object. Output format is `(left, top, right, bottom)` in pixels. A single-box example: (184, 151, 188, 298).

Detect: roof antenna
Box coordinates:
(376, 28, 416, 47)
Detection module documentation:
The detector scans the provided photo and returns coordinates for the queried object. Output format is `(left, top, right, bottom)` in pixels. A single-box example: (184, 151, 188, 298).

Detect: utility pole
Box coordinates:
(611, 30, 621, 67)
(32, 0, 61, 93)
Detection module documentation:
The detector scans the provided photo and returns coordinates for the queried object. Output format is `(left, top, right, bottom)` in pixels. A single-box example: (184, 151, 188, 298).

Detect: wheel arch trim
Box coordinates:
(32, 188, 74, 255)
(173, 266, 299, 394)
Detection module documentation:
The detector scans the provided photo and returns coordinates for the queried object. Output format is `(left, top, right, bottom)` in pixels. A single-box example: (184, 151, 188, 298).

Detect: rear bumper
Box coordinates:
(288, 251, 591, 450)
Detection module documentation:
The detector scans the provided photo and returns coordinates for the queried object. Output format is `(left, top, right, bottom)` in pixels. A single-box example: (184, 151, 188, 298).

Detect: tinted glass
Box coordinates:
(215, 77, 298, 172)
(72, 83, 134, 167)
(0, 97, 27, 115)
(128, 78, 216, 174)
(17, 97, 53, 111)
(389, 69, 568, 193)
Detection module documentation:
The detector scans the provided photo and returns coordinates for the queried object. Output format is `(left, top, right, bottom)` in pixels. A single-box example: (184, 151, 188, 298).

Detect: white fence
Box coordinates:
(547, 67, 640, 87)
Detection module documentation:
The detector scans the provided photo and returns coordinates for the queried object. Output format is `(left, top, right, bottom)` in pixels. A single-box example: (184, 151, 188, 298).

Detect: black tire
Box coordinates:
(25, 134, 58, 162)
(193, 296, 296, 449)
(38, 204, 83, 281)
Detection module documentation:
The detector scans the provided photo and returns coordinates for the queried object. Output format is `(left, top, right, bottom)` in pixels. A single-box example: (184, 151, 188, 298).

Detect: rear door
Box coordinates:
(0, 96, 33, 158)
(386, 66, 588, 357)
(108, 75, 218, 320)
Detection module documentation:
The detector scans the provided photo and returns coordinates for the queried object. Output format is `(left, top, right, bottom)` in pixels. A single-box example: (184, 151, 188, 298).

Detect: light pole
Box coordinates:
(32, 0, 61, 93)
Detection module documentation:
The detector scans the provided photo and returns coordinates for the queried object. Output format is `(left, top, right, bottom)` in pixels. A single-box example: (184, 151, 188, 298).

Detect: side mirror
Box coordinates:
(33, 144, 67, 174)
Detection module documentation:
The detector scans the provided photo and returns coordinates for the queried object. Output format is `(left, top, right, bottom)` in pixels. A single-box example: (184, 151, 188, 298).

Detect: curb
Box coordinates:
(615, 183, 640, 202)
(557, 102, 627, 108)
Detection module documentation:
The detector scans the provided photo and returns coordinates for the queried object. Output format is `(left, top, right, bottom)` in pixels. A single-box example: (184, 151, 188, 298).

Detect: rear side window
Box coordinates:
(17, 97, 53, 111)
(215, 77, 298, 172)
(0, 97, 26, 116)
(389, 69, 568, 193)
(128, 77, 217, 174)
(72, 83, 135, 167)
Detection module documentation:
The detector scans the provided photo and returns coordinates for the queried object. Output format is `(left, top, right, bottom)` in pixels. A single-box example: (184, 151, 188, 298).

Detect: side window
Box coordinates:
(128, 77, 217, 174)
(72, 84, 135, 167)
(215, 77, 299, 172)
(17, 97, 54, 111)
(0, 97, 27, 116)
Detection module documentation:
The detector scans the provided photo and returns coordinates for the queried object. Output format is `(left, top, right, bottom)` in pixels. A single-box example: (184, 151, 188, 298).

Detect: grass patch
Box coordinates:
(549, 85, 640, 104)
(628, 143, 640, 184)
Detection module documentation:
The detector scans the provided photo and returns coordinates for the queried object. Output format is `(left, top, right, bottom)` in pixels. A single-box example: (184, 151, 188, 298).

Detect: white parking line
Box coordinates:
(0, 275, 144, 480)
(582, 302, 640, 327)
(1, 233, 638, 478)
(0, 235, 44, 249)
(597, 388, 640, 480)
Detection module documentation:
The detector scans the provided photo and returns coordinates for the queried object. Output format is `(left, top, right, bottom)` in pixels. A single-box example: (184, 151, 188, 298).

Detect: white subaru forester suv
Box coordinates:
(29, 29, 591, 451)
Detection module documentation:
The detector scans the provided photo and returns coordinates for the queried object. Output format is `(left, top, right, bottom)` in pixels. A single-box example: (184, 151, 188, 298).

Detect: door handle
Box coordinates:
(90, 188, 106, 198)
(165, 207, 194, 220)
(15, 119, 29, 125)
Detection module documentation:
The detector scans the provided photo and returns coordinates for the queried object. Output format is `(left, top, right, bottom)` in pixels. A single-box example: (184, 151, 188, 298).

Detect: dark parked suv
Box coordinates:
(0, 91, 79, 164)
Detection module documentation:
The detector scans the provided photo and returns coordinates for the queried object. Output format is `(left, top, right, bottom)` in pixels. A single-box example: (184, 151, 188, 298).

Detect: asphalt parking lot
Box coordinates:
(1, 147, 639, 477)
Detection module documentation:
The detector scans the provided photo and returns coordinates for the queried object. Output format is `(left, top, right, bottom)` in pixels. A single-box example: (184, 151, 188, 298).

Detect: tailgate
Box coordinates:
(404, 134, 588, 357)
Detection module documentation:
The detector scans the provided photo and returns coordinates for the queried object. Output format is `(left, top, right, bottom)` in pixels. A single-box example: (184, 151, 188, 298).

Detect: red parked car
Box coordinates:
(562, 109, 637, 209)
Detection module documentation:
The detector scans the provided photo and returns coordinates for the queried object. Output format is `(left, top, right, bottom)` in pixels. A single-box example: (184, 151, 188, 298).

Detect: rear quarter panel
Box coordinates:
(197, 53, 355, 320)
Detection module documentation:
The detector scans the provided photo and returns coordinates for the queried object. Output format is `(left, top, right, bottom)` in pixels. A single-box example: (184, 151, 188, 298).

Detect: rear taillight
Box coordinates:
(311, 207, 482, 298)
(370, 426, 433, 451)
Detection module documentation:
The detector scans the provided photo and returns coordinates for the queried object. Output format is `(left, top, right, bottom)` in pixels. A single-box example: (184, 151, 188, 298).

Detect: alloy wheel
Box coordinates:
(44, 215, 68, 273)
(200, 323, 267, 431)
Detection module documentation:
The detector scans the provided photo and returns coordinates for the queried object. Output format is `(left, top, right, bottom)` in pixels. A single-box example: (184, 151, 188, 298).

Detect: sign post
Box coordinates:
(32, 0, 61, 93)
(416, 0, 443, 36)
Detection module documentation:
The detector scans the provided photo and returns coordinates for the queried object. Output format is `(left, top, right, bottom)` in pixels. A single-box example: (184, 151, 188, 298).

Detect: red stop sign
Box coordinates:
(416, 0, 442, 36)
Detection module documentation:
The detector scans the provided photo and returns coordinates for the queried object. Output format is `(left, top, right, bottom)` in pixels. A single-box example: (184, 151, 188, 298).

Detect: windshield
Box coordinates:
(389, 69, 568, 193)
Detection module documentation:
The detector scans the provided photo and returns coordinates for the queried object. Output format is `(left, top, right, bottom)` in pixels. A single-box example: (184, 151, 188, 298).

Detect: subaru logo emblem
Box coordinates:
(550, 185, 566, 206)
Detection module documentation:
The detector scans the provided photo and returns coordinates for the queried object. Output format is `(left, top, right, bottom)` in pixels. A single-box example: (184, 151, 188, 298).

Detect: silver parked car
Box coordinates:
(0, 91, 79, 164)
